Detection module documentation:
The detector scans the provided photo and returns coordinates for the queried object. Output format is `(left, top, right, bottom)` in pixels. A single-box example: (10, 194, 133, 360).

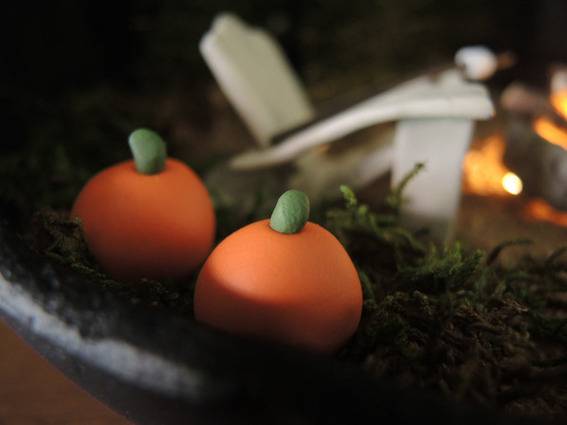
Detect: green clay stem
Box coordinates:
(270, 190, 310, 234)
(128, 128, 167, 175)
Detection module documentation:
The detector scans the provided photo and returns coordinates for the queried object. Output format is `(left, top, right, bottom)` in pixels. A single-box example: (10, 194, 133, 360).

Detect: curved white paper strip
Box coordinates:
(230, 70, 493, 169)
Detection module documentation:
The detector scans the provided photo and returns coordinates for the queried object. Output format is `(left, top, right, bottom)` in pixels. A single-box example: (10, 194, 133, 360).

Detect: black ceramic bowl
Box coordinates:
(1, 2, 564, 422)
(0, 219, 556, 425)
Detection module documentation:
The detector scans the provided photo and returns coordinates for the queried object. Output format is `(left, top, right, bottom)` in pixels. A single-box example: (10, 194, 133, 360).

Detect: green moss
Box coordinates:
(22, 163, 567, 416)
(327, 179, 567, 414)
(30, 209, 196, 315)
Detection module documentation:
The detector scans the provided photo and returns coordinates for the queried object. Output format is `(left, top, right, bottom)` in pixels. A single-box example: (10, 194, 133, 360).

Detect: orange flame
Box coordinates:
(533, 90, 567, 150)
(533, 117, 567, 150)
(551, 89, 567, 120)
(525, 90, 567, 226)
(526, 199, 567, 227)
(463, 92, 567, 227)
(463, 134, 567, 227)
(463, 135, 523, 196)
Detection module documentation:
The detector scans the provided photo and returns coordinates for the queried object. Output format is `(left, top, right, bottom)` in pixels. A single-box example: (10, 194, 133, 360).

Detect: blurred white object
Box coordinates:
(201, 14, 494, 242)
(551, 67, 567, 94)
(200, 13, 314, 146)
(290, 126, 395, 202)
(230, 70, 492, 170)
(454, 46, 498, 81)
(390, 70, 493, 242)
(393, 119, 474, 241)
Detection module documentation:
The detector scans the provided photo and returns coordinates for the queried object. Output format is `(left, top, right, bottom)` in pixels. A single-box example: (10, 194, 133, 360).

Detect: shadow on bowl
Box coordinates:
(0, 220, 556, 425)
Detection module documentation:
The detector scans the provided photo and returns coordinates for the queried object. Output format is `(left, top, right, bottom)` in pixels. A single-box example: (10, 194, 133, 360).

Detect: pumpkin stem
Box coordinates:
(128, 128, 167, 175)
(270, 190, 310, 234)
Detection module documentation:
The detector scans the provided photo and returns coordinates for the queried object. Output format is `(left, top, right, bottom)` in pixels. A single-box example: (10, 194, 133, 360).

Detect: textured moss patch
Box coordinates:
(328, 180, 567, 417)
(23, 166, 567, 418)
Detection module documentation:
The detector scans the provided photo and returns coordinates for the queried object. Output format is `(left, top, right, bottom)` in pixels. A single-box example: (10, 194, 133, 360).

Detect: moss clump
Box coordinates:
(27, 165, 567, 417)
(327, 174, 567, 417)
(30, 209, 196, 315)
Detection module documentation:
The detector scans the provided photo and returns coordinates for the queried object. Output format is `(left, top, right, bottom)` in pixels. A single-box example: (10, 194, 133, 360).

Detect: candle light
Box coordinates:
(463, 135, 523, 197)
(501, 172, 523, 195)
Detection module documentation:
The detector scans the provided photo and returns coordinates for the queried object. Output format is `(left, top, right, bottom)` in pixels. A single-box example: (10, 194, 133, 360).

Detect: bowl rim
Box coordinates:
(0, 220, 554, 425)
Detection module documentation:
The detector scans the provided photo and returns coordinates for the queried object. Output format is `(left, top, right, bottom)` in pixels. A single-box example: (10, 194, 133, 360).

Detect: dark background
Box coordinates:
(2, 0, 565, 228)
(1, 1, 562, 91)
(2, 0, 566, 118)
(1, 0, 567, 223)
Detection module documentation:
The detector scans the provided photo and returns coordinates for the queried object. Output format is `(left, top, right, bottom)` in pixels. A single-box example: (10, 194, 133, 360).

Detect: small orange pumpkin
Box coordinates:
(71, 129, 215, 282)
(194, 190, 362, 352)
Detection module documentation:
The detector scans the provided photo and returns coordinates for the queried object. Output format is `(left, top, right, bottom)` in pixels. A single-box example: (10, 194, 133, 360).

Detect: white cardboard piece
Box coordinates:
(229, 70, 493, 170)
(201, 14, 495, 242)
(200, 13, 314, 147)
(392, 118, 474, 242)
(229, 69, 493, 242)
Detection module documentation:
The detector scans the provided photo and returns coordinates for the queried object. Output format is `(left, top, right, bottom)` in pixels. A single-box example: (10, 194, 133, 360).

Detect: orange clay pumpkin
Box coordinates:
(71, 128, 215, 282)
(194, 190, 362, 353)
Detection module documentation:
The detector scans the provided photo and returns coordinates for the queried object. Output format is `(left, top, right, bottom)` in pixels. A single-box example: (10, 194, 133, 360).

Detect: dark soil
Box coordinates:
(24, 171, 567, 420)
